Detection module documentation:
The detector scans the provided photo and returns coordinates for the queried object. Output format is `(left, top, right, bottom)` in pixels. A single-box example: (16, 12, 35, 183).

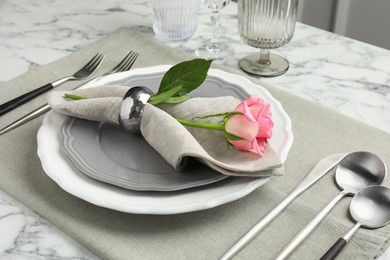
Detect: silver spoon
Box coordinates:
(276, 151, 387, 260)
(320, 185, 390, 260)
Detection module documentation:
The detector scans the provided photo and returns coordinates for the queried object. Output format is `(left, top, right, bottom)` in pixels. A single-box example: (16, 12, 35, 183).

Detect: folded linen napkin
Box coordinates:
(47, 85, 283, 177)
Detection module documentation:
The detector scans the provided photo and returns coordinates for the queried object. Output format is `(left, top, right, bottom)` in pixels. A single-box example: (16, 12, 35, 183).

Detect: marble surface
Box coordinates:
(0, 0, 389, 259)
(0, 191, 98, 260)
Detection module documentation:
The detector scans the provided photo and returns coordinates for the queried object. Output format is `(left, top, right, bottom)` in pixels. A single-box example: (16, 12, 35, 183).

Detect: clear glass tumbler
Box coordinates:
(149, 0, 199, 41)
(238, 0, 298, 77)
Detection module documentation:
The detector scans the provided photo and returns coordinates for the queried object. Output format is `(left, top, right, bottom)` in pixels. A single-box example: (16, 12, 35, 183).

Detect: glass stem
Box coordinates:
(259, 49, 271, 65)
(210, 10, 221, 44)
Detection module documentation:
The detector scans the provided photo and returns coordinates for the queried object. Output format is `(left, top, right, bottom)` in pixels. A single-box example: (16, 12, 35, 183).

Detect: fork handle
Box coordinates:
(0, 83, 54, 117)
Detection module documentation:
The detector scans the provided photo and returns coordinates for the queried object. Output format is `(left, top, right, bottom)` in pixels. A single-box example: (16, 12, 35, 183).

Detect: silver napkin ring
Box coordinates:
(119, 86, 154, 134)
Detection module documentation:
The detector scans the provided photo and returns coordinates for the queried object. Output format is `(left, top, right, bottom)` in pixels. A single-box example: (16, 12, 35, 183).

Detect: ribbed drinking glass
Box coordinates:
(238, 0, 298, 77)
(149, 0, 199, 41)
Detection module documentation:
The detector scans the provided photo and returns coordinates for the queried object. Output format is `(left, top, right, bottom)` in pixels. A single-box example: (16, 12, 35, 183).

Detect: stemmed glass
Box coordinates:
(238, 0, 299, 77)
(195, 0, 234, 60)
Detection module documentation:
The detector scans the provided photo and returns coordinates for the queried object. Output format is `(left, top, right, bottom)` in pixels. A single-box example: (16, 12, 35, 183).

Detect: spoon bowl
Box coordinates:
(321, 185, 390, 260)
(276, 151, 386, 260)
(336, 152, 387, 194)
(351, 185, 390, 228)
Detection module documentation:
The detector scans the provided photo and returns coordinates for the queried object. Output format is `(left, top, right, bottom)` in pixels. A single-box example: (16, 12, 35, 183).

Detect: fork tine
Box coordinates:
(117, 52, 139, 72)
(74, 53, 104, 78)
(126, 52, 139, 69)
(85, 53, 104, 72)
(115, 54, 133, 72)
(82, 53, 102, 70)
(111, 51, 134, 73)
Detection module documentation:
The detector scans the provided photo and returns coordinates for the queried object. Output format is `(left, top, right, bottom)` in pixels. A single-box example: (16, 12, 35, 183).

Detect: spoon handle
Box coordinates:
(320, 222, 362, 260)
(275, 192, 346, 260)
(320, 238, 347, 260)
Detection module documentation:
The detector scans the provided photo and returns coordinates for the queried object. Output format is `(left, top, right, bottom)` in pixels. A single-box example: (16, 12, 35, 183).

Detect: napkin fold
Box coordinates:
(47, 85, 283, 177)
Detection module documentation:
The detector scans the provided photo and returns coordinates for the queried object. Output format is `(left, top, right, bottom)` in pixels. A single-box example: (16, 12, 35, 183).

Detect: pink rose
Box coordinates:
(225, 96, 274, 156)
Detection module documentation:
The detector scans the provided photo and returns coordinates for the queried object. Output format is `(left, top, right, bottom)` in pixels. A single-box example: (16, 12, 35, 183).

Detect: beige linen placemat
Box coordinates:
(0, 28, 389, 260)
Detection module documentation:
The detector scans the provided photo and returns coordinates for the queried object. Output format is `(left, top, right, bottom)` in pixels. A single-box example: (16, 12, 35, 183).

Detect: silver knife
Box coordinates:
(220, 153, 348, 260)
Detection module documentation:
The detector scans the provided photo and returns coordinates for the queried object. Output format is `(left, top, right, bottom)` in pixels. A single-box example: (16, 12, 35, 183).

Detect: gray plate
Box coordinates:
(60, 71, 249, 191)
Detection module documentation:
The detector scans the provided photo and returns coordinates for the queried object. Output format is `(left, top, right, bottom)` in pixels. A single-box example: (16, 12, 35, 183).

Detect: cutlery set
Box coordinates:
(0, 51, 139, 135)
(276, 152, 386, 259)
(1, 51, 388, 259)
(222, 151, 389, 259)
(0, 53, 104, 117)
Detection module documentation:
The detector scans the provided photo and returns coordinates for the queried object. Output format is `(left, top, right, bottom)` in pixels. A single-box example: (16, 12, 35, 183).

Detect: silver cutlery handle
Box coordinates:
(320, 222, 361, 260)
(275, 192, 347, 260)
(220, 190, 300, 260)
(0, 78, 93, 135)
(0, 104, 51, 135)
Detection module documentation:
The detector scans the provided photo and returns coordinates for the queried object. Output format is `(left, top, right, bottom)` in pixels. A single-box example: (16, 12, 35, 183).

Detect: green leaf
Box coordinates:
(148, 85, 183, 105)
(163, 95, 191, 104)
(158, 58, 212, 96)
(64, 93, 86, 100)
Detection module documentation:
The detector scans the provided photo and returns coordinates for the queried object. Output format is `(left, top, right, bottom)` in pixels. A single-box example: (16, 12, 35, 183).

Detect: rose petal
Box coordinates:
(250, 138, 267, 156)
(225, 114, 259, 142)
(229, 139, 253, 151)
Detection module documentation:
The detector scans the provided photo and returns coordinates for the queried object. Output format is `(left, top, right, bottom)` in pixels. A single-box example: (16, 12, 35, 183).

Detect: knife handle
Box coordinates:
(0, 83, 53, 117)
(220, 190, 300, 260)
(275, 192, 346, 260)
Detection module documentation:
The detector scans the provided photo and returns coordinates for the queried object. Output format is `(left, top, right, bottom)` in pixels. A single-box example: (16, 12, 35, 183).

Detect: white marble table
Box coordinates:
(0, 0, 389, 259)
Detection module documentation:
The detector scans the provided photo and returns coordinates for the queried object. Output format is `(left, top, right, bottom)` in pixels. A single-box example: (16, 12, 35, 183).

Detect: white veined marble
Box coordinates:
(0, 0, 389, 259)
(0, 189, 99, 260)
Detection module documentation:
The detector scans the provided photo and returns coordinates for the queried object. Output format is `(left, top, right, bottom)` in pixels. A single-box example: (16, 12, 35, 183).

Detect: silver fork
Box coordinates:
(87, 50, 139, 84)
(0, 53, 104, 117)
(0, 51, 139, 135)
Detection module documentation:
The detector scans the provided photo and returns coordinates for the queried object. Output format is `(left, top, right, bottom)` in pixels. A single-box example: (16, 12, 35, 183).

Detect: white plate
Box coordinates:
(37, 66, 293, 214)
